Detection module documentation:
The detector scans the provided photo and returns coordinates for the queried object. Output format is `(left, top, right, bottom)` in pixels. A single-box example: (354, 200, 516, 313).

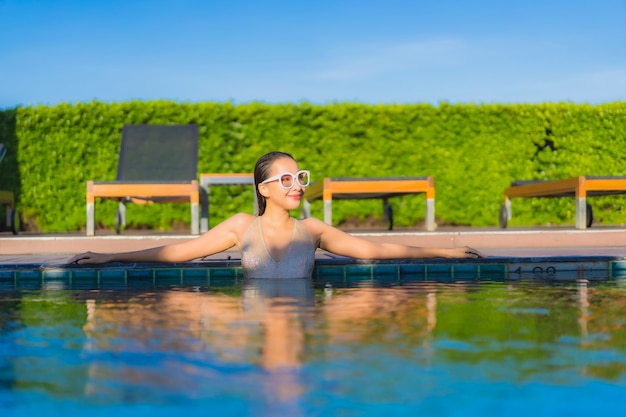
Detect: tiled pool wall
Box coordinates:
(1, 256, 625, 290)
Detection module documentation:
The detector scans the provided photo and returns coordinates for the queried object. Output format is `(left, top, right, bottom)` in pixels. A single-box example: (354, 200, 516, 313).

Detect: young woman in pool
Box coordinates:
(67, 151, 485, 278)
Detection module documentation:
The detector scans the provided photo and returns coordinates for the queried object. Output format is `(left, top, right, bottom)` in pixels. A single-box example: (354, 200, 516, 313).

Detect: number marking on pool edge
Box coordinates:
(507, 261, 609, 281)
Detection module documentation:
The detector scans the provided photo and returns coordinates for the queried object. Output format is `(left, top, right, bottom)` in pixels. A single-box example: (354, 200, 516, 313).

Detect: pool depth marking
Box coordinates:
(506, 260, 609, 281)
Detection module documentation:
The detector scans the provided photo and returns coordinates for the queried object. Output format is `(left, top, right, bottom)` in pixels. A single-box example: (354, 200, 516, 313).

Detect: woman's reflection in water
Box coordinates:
(82, 279, 437, 415)
(242, 278, 314, 414)
(82, 278, 314, 414)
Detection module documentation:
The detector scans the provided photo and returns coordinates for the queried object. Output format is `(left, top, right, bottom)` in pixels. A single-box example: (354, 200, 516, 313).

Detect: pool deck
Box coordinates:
(1, 226, 625, 264)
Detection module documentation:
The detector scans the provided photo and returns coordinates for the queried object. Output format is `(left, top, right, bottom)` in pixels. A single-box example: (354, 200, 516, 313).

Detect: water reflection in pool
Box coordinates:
(1, 278, 625, 416)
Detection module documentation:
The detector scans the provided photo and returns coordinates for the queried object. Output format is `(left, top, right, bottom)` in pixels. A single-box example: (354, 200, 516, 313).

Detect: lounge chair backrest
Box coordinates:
(116, 124, 199, 182)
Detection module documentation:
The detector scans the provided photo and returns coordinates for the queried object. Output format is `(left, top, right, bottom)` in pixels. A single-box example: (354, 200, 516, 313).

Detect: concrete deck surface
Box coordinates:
(1, 226, 625, 265)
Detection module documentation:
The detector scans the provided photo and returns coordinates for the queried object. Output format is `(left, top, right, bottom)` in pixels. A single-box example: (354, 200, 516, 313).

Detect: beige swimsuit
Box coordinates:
(240, 217, 316, 279)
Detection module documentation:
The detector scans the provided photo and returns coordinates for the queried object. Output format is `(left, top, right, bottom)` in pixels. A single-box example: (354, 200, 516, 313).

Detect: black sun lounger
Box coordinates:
(86, 125, 200, 236)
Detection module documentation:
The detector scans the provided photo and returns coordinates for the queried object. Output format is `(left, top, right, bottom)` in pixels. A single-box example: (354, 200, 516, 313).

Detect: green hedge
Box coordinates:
(0, 101, 624, 232)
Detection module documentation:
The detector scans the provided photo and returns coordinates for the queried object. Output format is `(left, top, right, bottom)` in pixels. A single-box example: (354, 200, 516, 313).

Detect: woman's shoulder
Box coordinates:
(298, 216, 324, 225)
(299, 216, 331, 234)
(230, 212, 257, 226)
(217, 212, 257, 235)
(231, 212, 256, 222)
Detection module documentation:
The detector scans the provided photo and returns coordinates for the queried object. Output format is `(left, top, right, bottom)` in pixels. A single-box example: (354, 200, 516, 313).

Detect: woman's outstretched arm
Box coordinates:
(66, 213, 252, 265)
(306, 218, 485, 259)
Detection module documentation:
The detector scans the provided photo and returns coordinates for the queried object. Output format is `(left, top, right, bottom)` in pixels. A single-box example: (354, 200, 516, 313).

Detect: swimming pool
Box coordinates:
(2, 252, 626, 289)
(1, 263, 625, 416)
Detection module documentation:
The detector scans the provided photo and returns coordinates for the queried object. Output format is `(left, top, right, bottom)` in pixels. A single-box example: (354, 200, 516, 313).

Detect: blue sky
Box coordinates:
(1, 0, 625, 108)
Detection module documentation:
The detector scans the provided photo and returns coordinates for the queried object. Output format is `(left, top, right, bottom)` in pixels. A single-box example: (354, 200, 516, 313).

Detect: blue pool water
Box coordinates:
(1, 277, 625, 416)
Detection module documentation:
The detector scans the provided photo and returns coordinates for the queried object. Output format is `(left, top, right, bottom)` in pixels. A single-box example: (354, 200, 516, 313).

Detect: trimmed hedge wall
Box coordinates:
(0, 101, 624, 232)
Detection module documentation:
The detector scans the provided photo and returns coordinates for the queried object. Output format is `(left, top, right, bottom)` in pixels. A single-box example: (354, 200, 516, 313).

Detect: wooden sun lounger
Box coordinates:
(87, 181, 200, 235)
(500, 176, 626, 229)
(302, 177, 435, 231)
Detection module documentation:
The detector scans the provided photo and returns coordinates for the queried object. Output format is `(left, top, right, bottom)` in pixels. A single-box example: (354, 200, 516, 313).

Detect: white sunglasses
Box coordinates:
(261, 170, 311, 189)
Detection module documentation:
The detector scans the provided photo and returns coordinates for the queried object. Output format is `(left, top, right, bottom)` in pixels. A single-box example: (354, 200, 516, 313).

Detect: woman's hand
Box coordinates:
(66, 251, 112, 265)
(446, 246, 486, 259)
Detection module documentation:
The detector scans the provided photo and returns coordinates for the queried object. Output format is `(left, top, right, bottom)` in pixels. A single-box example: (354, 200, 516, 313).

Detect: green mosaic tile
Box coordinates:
(316, 266, 346, 278)
(16, 270, 42, 280)
(346, 265, 372, 277)
(182, 268, 211, 279)
(98, 269, 128, 289)
(0, 270, 14, 281)
(126, 269, 154, 288)
(72, 269, 98, 280)
(154, 268, 182, 279)
(372, 264, 399, 277)
(15, 269, 42, 289)
(209, 267, 238, 279)
(153, 269, 183, 287)
(129, 279, 155, 290)
(425, 264, 452, 277)
(42, 269, 71, 281)
(99, 269, 127, 280)
(127, 269, 153, 279)
(452, 264, 479, 280)
(611, 261, 626, 278)
(71, 269, 99, 289)
(71, 278, 99, 289)
(399, 264, 426, 279)
(479, 264, 507, 280)
(152, 277, 180, 288)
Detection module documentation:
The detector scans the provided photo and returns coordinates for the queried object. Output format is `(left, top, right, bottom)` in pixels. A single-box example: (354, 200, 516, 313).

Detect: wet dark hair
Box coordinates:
(254, 151, 295, 215)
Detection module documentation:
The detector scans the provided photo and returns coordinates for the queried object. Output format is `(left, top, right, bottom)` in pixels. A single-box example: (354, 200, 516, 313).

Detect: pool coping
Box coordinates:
(1, 254, 625, 286)
(1, 227, 625, 284)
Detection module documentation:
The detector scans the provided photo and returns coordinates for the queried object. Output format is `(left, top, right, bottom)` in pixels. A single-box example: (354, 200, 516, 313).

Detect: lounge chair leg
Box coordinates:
(86, 203, 95, 236)
(499, 198, 511, 229)
(5, 205, 10, 229)
(200, 186, 209, 233)
(505, 198, 512, 220)
(499, 205, 508, 228)
(7, 207, 18, 235)
(575, 198, 587, 229)
(383, 199, 393, 230)
(323, 200, 332, 225)
(115, 202, 126, 234)
(191, 202, 199, 235)
(425, 197, 435, 231)
(300, 200, 311, 219)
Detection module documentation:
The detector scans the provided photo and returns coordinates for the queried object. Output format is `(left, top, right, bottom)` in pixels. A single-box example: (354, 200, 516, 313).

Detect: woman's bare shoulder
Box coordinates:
(299, 217, 333, 235)
(211, 212, 256, 235)
(299, 216, 325, 227)
(230, 212, 256, 222)
(229, 212, 256, 228)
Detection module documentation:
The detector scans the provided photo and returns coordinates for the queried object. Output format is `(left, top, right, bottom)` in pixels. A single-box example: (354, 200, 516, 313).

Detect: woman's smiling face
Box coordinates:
(263, 157, 306, 209)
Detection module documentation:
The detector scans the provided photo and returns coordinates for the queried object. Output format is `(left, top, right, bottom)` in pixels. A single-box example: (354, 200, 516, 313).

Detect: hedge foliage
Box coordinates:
(0, 101, 624, 233)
